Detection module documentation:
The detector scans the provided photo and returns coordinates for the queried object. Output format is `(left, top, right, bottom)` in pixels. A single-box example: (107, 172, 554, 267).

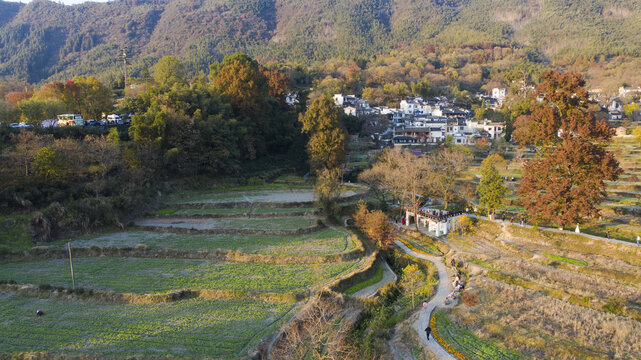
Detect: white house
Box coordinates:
(491, 88, 508, 107)
(619, 86, 641, 98)
(469, 119, 505, 139)
(404, 207, 464, 236)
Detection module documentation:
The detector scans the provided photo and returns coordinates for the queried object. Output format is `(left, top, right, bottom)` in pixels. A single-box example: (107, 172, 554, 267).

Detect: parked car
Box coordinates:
(98, 119, 108, 126)
(9, 123, 19, 128)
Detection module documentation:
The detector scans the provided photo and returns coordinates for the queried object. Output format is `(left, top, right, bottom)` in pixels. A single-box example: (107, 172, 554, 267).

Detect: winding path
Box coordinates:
(393, 240, 457, 360)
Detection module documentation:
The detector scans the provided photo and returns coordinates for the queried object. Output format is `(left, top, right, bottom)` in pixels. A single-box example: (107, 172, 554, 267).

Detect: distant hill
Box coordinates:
(1, 0, 641, 83)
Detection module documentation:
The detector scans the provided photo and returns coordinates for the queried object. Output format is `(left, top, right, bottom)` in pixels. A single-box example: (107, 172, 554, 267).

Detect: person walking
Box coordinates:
(637, 235, 640, 246)
(425, 326, 432, 340)
(606, 230, 610, 239)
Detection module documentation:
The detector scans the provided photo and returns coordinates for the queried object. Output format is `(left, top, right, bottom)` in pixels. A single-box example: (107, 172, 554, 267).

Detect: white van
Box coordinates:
(107, 114, 123, 124)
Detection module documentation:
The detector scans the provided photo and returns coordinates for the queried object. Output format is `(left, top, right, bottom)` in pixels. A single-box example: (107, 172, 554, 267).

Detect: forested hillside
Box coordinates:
(1, 0, 641, 83)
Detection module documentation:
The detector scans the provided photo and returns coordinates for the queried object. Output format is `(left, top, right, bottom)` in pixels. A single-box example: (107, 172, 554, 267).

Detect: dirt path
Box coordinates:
(393, 240, 457, 360)
(351, 261, 397, 298)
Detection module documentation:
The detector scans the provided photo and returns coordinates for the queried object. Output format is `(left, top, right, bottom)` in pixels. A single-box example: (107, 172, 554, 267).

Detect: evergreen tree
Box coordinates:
(477, 155, 507, 218)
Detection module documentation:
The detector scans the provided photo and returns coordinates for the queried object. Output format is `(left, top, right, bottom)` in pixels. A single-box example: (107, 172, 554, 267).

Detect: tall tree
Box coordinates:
(299, 96, 347, 173)
(514, 71, 622, 228)
(66, 76, 113, 120)
(154, 56, 186, 89)
(428, 147, 472, 209)
(477, 154, 508, 218)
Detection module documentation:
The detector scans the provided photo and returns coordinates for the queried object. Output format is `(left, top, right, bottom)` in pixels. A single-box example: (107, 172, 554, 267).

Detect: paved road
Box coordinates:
(394, 240, 457, 360)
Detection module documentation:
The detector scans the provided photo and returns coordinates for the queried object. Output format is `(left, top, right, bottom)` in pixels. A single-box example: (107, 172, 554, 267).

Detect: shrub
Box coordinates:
(602, 298, 625, 315)
(461, 292, 478, 307)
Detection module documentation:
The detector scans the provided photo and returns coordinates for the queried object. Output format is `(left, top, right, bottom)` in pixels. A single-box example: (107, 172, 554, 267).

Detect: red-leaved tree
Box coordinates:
(514, 70, 622, 228)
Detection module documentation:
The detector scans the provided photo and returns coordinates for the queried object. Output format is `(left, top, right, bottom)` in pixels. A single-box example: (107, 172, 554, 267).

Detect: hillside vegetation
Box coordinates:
(2, 0, 641, 82)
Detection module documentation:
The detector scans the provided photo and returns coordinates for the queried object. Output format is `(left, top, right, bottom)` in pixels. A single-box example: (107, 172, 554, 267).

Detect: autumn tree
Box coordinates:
(65, 76, 113, 120)
(477, 154, 508, 218)
(401, 264, 423, 308)
(514, 71, 622, 228)
(299, 96, 347, 173)
(315, 167, 343, 220)
(352, 201, 395, 249)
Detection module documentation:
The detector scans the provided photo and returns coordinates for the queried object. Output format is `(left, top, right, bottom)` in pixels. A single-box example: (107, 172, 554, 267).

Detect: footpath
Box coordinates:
(393, 239, 457, 360)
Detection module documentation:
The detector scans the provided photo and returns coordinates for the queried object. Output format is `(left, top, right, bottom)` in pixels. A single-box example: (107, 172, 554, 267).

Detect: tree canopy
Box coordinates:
(514, 70, 622, 227)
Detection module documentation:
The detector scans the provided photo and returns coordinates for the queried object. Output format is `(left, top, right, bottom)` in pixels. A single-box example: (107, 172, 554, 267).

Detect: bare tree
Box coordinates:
(428, 147, 472, 209)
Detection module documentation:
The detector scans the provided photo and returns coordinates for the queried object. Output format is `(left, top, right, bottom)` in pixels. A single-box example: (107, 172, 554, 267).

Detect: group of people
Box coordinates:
(424, 259, 465, 342)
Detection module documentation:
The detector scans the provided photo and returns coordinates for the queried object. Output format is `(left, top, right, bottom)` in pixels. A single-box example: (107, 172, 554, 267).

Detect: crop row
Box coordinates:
(52, 228, 353, 256)
(0, 293, 293, 358)
(433, 310, 520, 360)
(135, 216, 318, 231)
(0, 257, 364, 294)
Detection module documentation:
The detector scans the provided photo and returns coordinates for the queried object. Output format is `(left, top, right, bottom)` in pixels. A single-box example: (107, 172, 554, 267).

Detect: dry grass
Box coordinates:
(444, 220, 641, 359)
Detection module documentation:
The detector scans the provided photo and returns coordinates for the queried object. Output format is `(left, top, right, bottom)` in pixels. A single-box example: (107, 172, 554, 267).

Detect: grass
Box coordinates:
(55, 228, 353, 255)
(155, 207, 317, 216)
(433, 310, 521, 360)
(344, 266, 383, 295)
(0, 213, 33, 254)
(0, 293, 293, 358)
(543, 254, 588, 266)
(151, 208, 178, 215)
(400, 234, 444, 256)
(0, 257, 364, 294)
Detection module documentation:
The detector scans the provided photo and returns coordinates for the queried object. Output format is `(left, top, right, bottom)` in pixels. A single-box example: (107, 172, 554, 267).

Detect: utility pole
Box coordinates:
(67, 242, 75, 290)
(119, 47, 129, 91)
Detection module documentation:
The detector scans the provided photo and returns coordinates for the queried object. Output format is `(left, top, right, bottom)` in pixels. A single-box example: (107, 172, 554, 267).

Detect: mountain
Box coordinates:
(1, 0, 641, 83)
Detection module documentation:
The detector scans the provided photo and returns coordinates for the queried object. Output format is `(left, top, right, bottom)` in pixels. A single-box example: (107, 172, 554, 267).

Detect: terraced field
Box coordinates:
(0, 258, 364, 294)
(53, 228, 355, 255)
(0, 187, 368, 359)
(0, 294, 292, 357)
(464, 136, 641, 243)
(440, 220, 641, 359)
(134, 216, 318, 231)
(167, 189, 359, 205)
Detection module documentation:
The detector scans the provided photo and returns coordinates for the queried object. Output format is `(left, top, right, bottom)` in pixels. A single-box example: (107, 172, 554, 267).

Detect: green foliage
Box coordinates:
(543, 253, 588, 266)
(300, 96, 347, 173)
(67, 76, 114, 120)
(3, 0, 641, 83)
(17, 98, 65, 125)
(32, 147, 67, 182)
(153, 56, 186, 89)
(344, 266, 383, 295)
(477, 155, 508, 215)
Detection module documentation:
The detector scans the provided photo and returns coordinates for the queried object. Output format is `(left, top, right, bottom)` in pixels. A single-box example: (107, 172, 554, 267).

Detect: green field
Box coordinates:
(136, 216, 318, 231)
(0, 258, 363, 294)
(154, 207, 317, 216)
(0, 293, 293, 358)
(434, 310, 521, 360)
(55, 228, 353, 255)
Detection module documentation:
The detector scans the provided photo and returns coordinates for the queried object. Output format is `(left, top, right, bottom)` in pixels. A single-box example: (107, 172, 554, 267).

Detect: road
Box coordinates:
(393, 239, 457, 360)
